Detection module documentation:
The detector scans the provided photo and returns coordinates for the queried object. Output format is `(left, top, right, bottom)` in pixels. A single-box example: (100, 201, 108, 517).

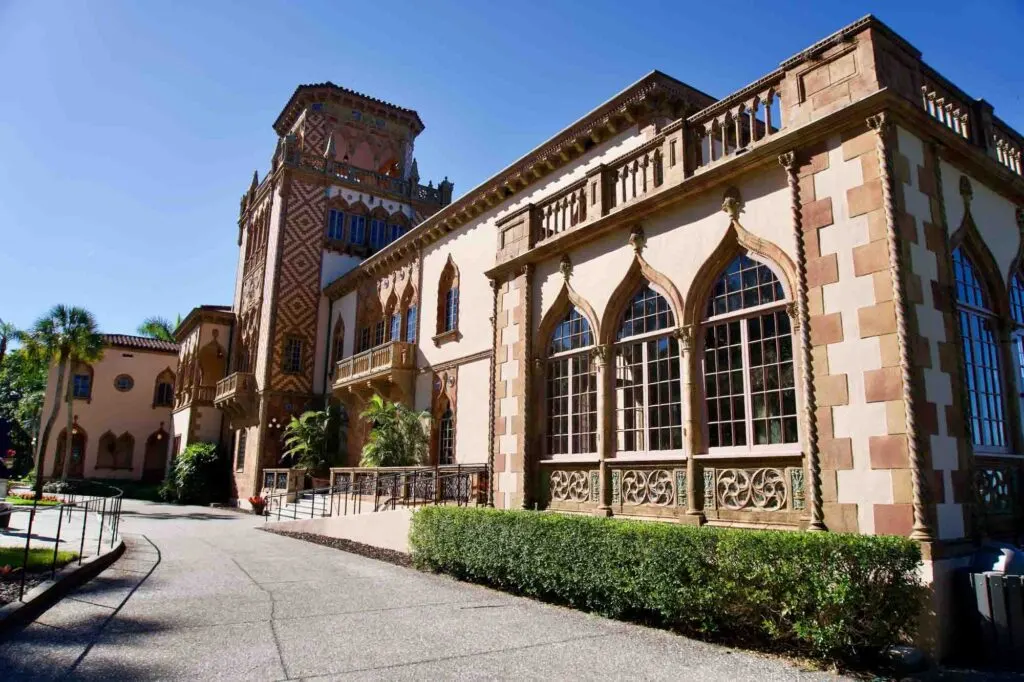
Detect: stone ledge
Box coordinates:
(0, 537, 125, 638)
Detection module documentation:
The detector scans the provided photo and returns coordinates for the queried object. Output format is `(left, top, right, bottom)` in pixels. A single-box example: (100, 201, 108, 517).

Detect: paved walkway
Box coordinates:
(0, 500, 847, 681)
(0, 505, 109, 561)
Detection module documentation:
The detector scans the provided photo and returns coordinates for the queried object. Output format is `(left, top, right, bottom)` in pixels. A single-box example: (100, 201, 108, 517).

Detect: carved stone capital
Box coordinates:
(559, 253, 573, 282)
(865, 112, 892, 136)
(590, 344, 610, 366)
(785, 301, 800, 329)
(673, 325, 695, 352)
(777, 151, 796, 171)
(628, 225, 646, 255)
(721, 186, 743, 222)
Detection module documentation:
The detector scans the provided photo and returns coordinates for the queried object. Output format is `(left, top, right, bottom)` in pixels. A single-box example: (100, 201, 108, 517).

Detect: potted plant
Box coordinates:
(0, 502, 12, 530)
(248, 495, 266, 516)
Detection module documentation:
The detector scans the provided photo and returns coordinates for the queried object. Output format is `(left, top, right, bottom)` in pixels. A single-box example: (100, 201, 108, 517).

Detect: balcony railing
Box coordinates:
(293, 151, 448, 208)
(333, 340, 415, 390)
(214, 371, 258, 424)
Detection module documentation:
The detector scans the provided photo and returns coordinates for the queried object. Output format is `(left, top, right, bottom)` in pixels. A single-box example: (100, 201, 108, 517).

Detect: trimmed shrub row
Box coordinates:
(410, 507, 923, 660)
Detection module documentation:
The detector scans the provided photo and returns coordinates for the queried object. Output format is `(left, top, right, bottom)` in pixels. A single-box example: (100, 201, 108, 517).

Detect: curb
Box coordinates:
(0, 538, 126, 638)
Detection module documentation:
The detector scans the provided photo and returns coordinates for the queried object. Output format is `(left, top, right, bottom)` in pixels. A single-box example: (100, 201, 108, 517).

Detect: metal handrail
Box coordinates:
(2, 480, 124, 602)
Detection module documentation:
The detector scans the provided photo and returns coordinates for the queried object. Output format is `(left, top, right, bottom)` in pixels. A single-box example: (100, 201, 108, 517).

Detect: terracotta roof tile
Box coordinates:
(102, 334, 179, 353)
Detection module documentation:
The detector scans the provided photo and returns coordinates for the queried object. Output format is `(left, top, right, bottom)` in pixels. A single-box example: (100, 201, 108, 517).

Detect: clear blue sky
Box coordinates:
(1, 1, 1021, 336)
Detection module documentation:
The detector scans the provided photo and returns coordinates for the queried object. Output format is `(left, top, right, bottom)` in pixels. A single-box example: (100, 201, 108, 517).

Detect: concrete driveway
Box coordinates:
(0, 499, 846, 681)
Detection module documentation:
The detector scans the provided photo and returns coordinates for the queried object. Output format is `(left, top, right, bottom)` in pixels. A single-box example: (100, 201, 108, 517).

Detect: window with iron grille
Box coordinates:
(349, 215, 366, 244)
(546, 307, 597, 455)
(406, 306, 418, 343)
(954, 248, 1008, 450)
(444, 288, 459, 332)
(438, 408, 455, 464)
(614, 282, 682, 454)
(327, 209, 345, 241)
(72, 373, 91, 399)
(370, 219, 388, 250)
(701, 254, 797, 451)
(283, 337, 303, 374)
(235, 430, 247, 471)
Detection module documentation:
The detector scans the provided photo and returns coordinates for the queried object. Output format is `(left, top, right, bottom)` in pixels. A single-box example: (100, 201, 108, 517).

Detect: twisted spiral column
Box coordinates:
(867, 112, 934, 542)
(779, 151, 826, 532)
(486, 276, 500, 507)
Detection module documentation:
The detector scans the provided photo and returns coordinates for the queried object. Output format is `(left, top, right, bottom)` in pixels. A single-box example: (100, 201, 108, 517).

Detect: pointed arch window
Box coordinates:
(953, 248, 1008, 450)
(614, 283, 682, 454)
(702, 255, 797, 451)
(406, 305, 418, 343)
(327, 209, 346, 241)
(1010, 272, 1024, 394)
(331, 318, 344, 364)
(546, 307, 597, 456)
(153, 368, 175, 408)
(438, 408, 455, 464)
(436, 257, 460, 341)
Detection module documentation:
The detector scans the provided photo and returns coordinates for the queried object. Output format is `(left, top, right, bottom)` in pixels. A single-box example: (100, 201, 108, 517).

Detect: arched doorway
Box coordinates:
(54, 426, 86, 479)
(143, 427, 170, 483)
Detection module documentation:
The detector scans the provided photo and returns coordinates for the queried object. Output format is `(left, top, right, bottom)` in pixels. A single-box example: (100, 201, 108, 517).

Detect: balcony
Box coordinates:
(214, 372, 258, 425)
(332, 340, 416, 402)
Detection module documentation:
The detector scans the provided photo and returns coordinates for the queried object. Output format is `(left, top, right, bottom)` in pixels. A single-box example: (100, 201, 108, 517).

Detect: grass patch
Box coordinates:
(4, 496, 60, 507)
(0, 547, 78, 572)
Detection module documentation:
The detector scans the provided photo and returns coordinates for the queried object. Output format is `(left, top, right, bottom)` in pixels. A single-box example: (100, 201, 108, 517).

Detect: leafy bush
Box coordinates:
(359, 394, 428, 467)
(410, 507, 923, 661)
(160, 442, 223, 505)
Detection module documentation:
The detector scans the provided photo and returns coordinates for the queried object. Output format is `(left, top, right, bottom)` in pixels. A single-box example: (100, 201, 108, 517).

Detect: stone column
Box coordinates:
(867, 112, 934, 542)
(677, 326, 702, 518)
(594, 344, 612, 516)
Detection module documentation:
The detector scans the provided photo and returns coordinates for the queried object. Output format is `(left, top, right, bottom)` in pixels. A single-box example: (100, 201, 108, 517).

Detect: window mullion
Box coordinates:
(740, 317, 755, 448)
(567, 357, 575, 455)
(642, 341, 650, 453)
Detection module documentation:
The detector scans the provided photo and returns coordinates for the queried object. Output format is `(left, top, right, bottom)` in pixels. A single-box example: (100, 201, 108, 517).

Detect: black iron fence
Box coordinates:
(1, 481, 124, 602)
(260, 465, 488, 523)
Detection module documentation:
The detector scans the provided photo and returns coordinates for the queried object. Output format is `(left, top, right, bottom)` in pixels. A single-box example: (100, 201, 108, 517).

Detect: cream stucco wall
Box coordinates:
(40, 347, 177, 480)
(454, 358, 489, 464)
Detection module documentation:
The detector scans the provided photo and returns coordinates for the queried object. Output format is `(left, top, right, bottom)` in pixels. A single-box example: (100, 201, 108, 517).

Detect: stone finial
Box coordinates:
(323, 133, 336, 160)
(249, 170, 259, 193)
(559, 254, 573, 282)
(628, 225, 646, 255)
(721, 186, 743, 222)
(410, 158, 420, 183)
(959, 175, 973, 206)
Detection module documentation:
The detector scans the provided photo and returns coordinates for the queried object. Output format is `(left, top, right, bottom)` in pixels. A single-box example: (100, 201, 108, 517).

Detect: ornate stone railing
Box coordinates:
(214, 371, 258, 423)
(607, 139, 665, 210)
(991, 118, 1024, 176)
(686, 69, 786, 171)
(294, 151, 448, 207)
(920, 67, 972, 141)
(975, 462, 1020, 517)
(333, 340, 415, 388)
(329, 464, 489, 506)
(193, 385, 216, 404)
(261, 467, 306, 504)
(535, 180, 588, 244)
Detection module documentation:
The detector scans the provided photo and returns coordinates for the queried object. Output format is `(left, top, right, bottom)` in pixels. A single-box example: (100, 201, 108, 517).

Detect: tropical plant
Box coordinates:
(282, 409, 334, 476)
(159, 441, 223, 505)
(359, 394, 429, 467)
(20, 305, 104, 497)
(136, 314, 181, 342)
(0, 347, 47, 477)
(0, 318, 17, 367)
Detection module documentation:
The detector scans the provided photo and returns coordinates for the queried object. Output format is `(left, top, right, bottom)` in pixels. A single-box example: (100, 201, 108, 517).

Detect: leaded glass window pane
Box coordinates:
(617, 283, 674, 340)
(953, 248, 988, 309)
(571, 353, 598, 454)
(438, 409, 455, 464)
(703, 320, 746, 448)
(747, 310, 798, 445)
(614, 343, 645, 451)
(960, 308, 1007, 449)
(549, 307, 593, 355)
(406, 306, 417, 343)
(546, 357, 569, 455)
(707, 255, 785, 318)
(1010, 273, 1024, 325)
(444, 288, 459, 332)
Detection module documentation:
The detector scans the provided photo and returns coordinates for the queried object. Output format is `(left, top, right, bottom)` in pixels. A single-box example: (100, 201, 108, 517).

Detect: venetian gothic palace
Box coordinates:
(155, 15, 1024, 650)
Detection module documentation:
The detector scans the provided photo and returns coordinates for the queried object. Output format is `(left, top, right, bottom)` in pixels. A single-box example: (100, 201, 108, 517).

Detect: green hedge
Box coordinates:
(410, 507, 923, 660)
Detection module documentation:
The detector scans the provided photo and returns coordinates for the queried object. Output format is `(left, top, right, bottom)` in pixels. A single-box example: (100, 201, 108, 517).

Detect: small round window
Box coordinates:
(114, 374, 134, 392)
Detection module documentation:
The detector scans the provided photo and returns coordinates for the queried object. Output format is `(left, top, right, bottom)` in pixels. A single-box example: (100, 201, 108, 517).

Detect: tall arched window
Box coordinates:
(953, 248, 1008, 450)
(331, 318, 344, 364)
(406, 305, 418, 343)
(436, 257, 460, 339)
(1009, 271, 1024, 389)
(153, 368, 175, 408)
(614, 282, 682, 453)
(115, 432, 135, 469)
(702, 254, 797, 450)
(546, 307, 597, 455)
(438, 407, 455, 464)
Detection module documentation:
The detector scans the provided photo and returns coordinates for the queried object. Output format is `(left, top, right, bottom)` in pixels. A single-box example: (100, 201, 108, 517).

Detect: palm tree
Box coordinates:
(21, 305, 104, 496)
(137, 315, 180, 342)
(359, 394, 429, 467)
(0, 318, 17, 366)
